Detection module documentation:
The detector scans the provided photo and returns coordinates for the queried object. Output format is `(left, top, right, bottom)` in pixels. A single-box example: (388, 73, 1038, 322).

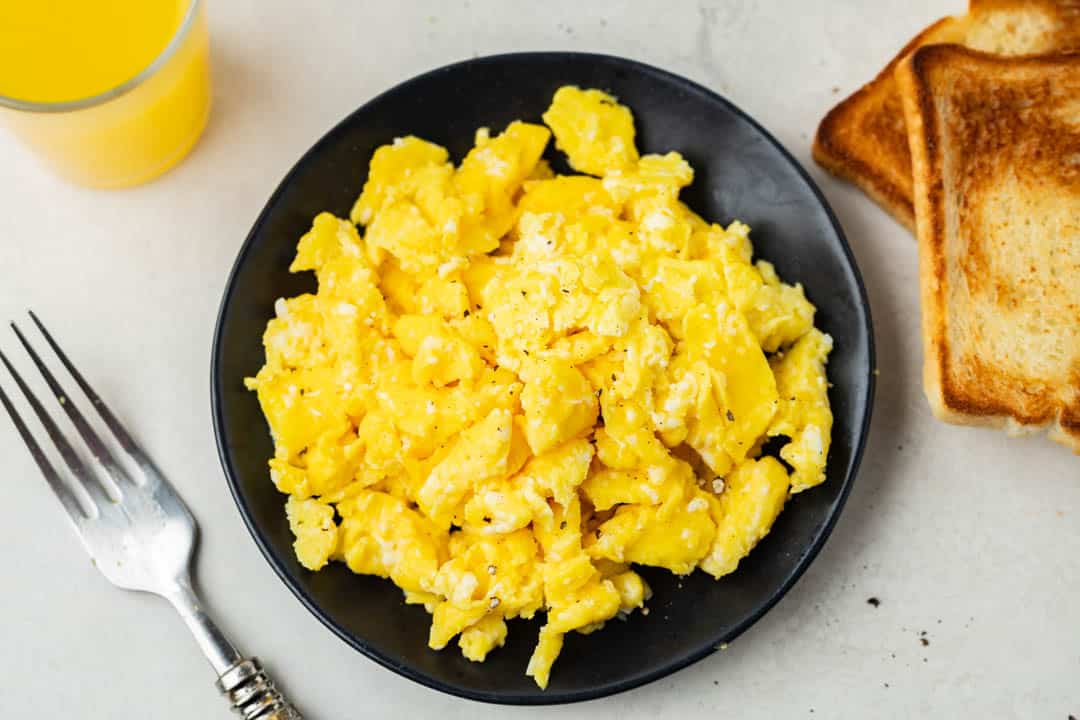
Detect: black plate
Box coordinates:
(211, 52, 874, 705)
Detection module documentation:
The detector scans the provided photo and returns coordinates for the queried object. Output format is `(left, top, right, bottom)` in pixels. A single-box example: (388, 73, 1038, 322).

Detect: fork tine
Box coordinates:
(0, 348, 115, 510)
(27, 311, 160, 480)
(0, 380, 88, 520)
(11, 319, 137, 489)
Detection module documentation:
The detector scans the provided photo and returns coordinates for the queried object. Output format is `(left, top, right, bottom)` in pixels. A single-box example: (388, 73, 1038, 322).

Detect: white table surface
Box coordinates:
(1, 1, 1077, 717)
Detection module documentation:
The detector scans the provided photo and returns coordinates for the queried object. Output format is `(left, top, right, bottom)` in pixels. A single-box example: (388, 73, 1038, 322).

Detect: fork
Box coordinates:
(0, 312, 302, 719)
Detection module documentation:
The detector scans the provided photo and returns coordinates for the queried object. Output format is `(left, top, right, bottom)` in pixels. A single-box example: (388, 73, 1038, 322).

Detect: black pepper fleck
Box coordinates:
(559, 520, 567, 529)
(867, 597, 880, 607)
(920, 638, 929, 647)
(726, 410, 735, 422)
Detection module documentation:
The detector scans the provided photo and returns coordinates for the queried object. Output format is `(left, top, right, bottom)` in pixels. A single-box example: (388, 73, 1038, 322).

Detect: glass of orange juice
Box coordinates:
(0, 0, 211, 189)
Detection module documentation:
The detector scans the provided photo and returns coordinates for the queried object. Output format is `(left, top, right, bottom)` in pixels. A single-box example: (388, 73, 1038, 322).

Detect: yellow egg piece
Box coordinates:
(285, 496, 338, 571)
(699, 456, 790, 579)
(769, 328, 834, 492)
(542, 86, 639, 176)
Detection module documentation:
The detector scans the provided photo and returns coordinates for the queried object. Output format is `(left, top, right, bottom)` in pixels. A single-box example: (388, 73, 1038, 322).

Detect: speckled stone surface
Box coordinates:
(1, 2, 1076, 717)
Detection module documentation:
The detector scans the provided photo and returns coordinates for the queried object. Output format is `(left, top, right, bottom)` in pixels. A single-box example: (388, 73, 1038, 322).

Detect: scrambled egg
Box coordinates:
(247, 86, 833, 689)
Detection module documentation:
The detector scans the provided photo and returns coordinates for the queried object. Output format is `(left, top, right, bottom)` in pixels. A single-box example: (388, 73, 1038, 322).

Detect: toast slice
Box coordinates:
(897, 45, 1080, 452)
(814, 0, 1080, 230)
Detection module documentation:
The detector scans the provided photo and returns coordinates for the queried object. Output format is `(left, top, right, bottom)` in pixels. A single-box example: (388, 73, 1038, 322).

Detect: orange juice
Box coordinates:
(0, 0, 211, 188)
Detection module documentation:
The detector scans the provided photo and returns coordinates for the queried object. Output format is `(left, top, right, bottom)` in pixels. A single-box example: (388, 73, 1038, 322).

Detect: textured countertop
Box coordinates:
(1, 1, 1076, 717)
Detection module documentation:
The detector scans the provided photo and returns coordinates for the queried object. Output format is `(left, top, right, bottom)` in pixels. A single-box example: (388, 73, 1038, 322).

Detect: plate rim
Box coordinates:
(210, 50, 876, 706)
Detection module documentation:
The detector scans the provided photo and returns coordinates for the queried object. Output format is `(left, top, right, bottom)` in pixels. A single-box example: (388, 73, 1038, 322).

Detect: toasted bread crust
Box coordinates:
(813, 17, 960, 231)
(967, 0, 1075, 18)
(895, 51, 949, 421)
(899, 45, 1080, 453)
(816, 0, 1080, 233)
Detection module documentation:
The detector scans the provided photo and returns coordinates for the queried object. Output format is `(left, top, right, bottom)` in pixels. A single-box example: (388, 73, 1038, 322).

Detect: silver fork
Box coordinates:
(0, 312, 302, 719)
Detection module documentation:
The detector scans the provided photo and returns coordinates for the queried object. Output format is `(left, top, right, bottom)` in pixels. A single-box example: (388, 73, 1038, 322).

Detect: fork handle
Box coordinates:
(167, 583, 302, 718)
(216, 657, 303, 720)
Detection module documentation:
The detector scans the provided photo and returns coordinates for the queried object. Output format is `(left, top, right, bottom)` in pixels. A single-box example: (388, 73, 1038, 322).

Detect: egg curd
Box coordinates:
(246, 86, 833, 688)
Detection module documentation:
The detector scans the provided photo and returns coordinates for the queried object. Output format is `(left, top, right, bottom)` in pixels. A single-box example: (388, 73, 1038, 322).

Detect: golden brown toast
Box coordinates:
(897, 45, 1080, 452)
(814, 0, 1080, 230)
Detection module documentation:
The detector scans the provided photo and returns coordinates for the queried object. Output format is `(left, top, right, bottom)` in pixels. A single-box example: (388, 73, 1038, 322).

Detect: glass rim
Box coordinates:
(0, 0, 202, 114)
